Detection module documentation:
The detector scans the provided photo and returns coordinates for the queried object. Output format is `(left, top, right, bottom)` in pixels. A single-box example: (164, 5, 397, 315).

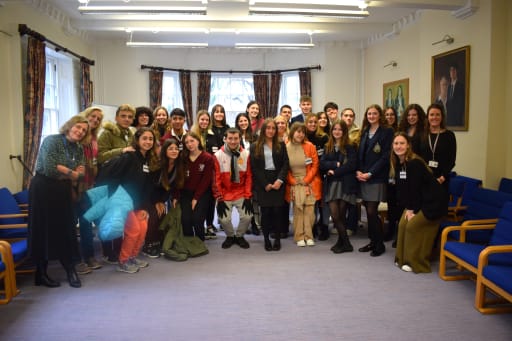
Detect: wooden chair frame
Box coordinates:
(475, 245, 512, 314)
(0, 241, 18, 304)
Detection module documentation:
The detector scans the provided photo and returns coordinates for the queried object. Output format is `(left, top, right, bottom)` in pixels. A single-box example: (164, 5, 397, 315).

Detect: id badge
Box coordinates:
(428, 160, 439, 168)
(305, 157, 313, 165)
(317, 148, 324, 156)
(143, 164, 149, 173)
(92, 157, 97, 166)
(399, 171, 407, 179)
(212, 146, 219, 153)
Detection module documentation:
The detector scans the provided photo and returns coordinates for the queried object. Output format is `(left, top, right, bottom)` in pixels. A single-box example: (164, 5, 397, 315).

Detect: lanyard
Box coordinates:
(428, 132, 440, 161)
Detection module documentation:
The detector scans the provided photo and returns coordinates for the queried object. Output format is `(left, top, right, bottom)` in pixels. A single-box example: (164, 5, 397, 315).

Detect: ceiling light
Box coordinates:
(250, 0, 365, 5)
(235, 43, 314, 49)
(125, 27, 210, 33)
(78, 6, 207, 15)
(249, 7, 369, 18)
(126, 42, 208, 48)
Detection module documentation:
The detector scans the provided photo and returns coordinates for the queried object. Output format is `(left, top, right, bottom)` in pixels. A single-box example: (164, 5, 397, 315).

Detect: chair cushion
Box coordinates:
(482, 265, 512, 295)
(10, 240, 28, 263)
(0, 228, 28, 239)
(0, 260, 5, 272)
(444, 242, 486, 268)
(14, 190, 29, 205)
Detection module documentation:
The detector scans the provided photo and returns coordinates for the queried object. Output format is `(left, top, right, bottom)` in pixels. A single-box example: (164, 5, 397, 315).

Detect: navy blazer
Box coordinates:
(320, 144, 359, 194)
(357, 126, 394, 184)
(290, 114, 305, 124)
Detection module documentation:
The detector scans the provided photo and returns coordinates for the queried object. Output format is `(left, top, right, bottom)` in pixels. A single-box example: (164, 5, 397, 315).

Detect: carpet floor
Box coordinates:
(1, 231, 511, 341)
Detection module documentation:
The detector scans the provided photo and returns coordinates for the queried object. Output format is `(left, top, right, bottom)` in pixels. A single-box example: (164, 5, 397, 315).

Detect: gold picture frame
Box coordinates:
(383, 78, 409, 121)
(431, 45, 470, 131)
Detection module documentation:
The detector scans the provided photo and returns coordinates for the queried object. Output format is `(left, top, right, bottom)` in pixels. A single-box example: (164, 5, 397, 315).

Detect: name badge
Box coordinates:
(305, 157, 313, 165)
(143, 164, 149, 173)
(399, 171, 407, 179)
(428, 160, 439, 168)
(92, 157, 97, 166)
(179, 144, 184, 151)
(212, 146, 218, 153)
(317, 148, 324, 156)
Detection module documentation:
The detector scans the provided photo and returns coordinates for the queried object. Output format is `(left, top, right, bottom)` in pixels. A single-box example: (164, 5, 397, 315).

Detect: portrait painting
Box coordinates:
(431, 45, 470, 131)
(383, 78, 409, 121)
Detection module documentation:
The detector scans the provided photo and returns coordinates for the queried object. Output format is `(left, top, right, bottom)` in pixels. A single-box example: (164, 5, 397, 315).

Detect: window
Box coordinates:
(41, 48, 79, 143)
(161, 71, 183, 115)
(209, 73, 254, 127)
(278, 71, 301, 117)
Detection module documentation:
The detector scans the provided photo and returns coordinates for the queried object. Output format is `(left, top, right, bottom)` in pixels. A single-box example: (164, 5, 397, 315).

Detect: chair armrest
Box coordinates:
(461, 218, 499, 226)
(477, 245, 512, 272)
(440, 223, 496, 246)
(0, 213, 28, 219)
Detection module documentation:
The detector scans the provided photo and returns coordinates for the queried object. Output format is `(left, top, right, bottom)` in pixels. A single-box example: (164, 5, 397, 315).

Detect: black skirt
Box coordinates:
(28, 173, 78, 262)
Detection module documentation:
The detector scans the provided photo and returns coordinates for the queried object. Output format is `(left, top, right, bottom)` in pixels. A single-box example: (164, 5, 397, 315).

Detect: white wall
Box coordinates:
(363, 0, 511, 187)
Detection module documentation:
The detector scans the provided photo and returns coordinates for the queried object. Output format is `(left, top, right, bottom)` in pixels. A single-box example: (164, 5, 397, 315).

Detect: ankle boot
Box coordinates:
(65, 265, 82, 288)
(264, 237, 272, 252)
(332, 234, 354, 254)
(35, 261, 60, 288)
(330, 236, 343, 252)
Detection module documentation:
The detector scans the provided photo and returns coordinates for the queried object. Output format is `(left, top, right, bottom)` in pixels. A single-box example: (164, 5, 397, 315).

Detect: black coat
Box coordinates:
(320, 144, 359, 194)
(250, 141, 289, 207)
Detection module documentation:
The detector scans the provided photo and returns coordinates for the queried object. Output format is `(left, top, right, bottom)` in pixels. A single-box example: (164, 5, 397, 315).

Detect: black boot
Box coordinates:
(332, 234, 354, 254)
(64, 264, 82, 288)
(35, 261, 60, 288)
(330, 236, 343, 252)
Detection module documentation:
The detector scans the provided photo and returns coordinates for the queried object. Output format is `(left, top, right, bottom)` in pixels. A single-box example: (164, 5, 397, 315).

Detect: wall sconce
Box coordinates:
(383, 61, 397, 68)
(432, 34, 454, 46)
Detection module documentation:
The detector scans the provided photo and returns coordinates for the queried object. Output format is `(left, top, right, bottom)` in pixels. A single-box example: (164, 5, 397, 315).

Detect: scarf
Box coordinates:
(223, 143, 241, 183)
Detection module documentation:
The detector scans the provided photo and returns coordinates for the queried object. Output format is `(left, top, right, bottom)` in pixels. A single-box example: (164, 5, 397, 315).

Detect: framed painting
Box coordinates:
(431, 45, 470, 131)
(383, 78, 409, 121)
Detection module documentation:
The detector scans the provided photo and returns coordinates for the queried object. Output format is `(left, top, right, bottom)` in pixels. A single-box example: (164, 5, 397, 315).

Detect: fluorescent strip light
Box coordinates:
(235, 43, 314, 49)
(78, 6, 207, 15)
(249, 7, 369, 18)
(127, 42, 208, 47)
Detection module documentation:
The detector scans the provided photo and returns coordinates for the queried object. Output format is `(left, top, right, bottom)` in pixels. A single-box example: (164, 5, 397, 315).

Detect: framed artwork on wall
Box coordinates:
(383, 78, 409, 120)
(431, 45, 470, 131)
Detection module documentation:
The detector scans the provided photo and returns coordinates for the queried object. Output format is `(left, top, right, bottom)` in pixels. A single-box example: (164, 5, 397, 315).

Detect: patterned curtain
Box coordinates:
(23, 37, 46, 189)
(149, 70, 163, 110)
(268, 72, 282, 118)
(299, 69, 312, 97)
(196, 71, 211, 114)
(179, 71, 193, 129)
(253, 73, 269, 118)
(80, 61, 92, 110)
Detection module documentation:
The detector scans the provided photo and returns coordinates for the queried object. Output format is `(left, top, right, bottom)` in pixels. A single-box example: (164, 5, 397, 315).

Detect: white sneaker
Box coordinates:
(306, 239, 315, 246)
(401, 264, 413, 272)
(297, 240, 306, 247)
(394, 262, 399, 267)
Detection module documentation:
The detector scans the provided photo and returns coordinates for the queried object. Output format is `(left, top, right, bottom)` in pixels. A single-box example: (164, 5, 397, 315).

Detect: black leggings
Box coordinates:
(181, 189, 212, 241)
(364, 201, 383, 245)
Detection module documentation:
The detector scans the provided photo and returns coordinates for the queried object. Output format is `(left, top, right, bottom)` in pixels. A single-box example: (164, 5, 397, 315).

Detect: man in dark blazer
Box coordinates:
(446, 64, 465, 127)
(290, 95, 313, 124)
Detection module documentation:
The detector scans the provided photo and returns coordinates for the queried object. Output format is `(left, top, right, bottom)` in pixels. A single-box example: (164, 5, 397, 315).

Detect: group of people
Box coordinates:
(28, 95, 456, 289)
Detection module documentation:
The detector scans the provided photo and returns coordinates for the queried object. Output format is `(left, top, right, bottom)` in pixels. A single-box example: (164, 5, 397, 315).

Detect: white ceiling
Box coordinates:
(36, 0, 474, 48)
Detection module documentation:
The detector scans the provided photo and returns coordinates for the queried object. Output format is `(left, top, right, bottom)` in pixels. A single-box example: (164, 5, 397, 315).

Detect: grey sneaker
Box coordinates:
(129, 257, 149, 268)
(116, 261, 139, 274)
(86, 257, 103, 270)
(75, 262, 92, 275)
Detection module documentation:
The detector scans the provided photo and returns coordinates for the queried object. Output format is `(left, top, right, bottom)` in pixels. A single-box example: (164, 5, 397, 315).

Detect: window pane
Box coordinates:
(278, 71, 301, 117)
(209, 73, 254, 127)
(162, 71, 184, 114)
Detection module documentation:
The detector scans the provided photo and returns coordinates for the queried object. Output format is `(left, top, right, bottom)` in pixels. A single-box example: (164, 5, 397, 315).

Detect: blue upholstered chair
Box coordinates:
(0, 187, 29, 241)
(439, 187, 512, 244)
(499, 177, 512, 194)
(447, 175, 482, 221)
(439, 201, 512, 286)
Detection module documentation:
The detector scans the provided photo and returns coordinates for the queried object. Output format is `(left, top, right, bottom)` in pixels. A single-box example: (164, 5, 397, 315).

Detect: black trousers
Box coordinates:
(180, 189, 212, 241)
